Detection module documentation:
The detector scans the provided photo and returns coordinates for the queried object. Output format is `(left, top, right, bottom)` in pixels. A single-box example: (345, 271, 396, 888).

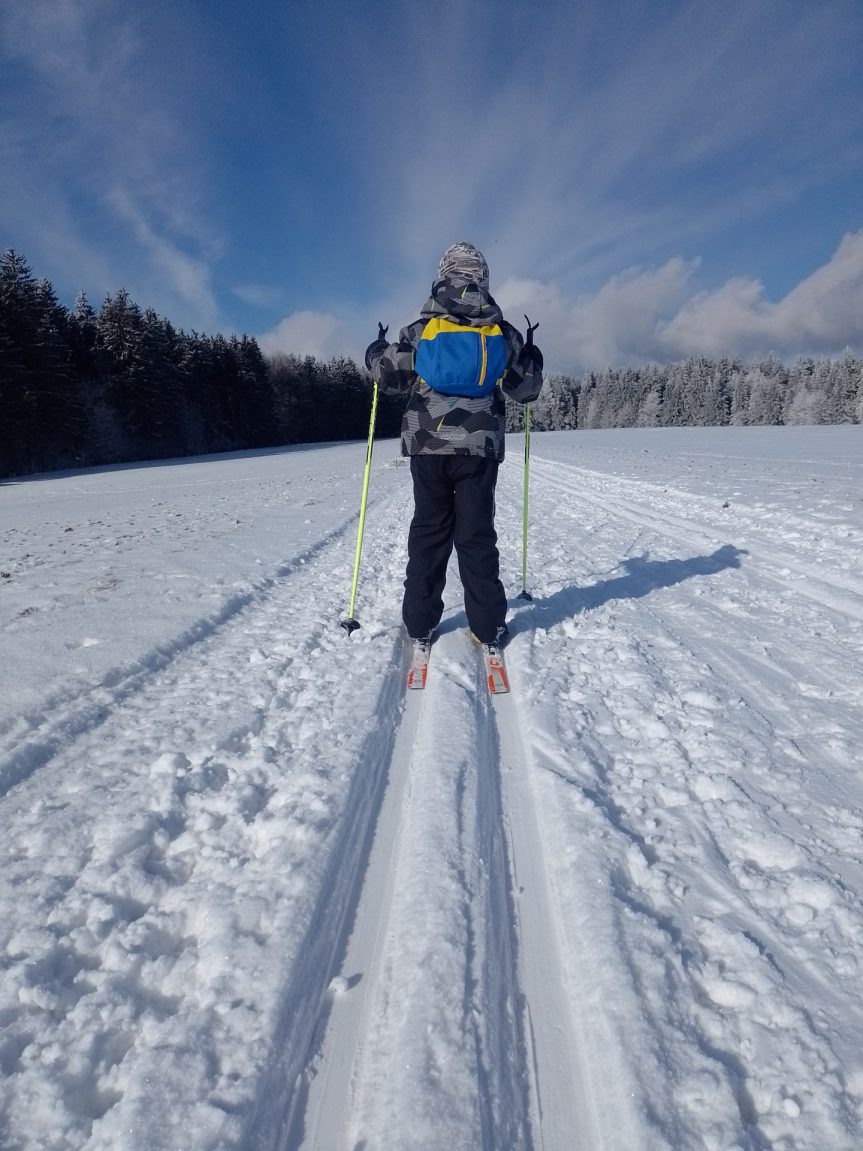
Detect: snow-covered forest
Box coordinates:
(0, 250, 393, 479)
(2, 249, 862, 480)
(528, 351, 863, 432)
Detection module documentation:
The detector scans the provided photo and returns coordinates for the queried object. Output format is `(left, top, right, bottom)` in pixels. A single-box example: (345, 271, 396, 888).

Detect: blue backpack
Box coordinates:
(414, 317, 507, 398)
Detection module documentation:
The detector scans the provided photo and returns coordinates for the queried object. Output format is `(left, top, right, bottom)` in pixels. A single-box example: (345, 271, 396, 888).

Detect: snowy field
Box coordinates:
(1, 424, 862, 1151)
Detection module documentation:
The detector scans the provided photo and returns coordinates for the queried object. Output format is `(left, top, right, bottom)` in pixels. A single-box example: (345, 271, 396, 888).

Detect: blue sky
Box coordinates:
(2, 0, 862, 373)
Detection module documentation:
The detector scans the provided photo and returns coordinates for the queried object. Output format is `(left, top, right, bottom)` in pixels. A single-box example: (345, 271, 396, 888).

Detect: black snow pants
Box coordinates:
(402, 454, 507, 644)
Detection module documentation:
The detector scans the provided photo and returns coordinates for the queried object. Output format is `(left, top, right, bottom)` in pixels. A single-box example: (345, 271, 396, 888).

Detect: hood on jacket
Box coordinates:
(421, 278, 504, 328)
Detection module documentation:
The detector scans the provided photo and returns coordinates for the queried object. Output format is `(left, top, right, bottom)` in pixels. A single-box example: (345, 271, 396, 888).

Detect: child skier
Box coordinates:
(365, 241, 543, 651)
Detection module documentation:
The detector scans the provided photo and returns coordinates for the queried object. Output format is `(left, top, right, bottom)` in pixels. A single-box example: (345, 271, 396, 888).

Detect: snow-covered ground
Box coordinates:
(1, 425, 862, 1151)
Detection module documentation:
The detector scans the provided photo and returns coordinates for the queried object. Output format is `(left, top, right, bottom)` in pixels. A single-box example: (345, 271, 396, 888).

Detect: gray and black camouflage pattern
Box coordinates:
(366, 277, 543, 461)
(437, 242, 490, 287)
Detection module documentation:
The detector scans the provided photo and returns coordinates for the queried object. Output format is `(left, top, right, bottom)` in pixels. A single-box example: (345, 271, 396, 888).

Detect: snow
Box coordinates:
(1, 425, 862, 1151)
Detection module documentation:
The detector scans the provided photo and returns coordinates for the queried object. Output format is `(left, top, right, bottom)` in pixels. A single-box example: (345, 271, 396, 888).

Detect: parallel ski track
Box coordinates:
(528, 455, 863, 708)
(492, 688, 606, 1151)
(504, 453, 863, 1148)
(248, 632, 414, 1151)
(529, 456, 863, 621)
(0, 496, 390, 801)
(0, 472, 423, 1149)
(274, 666, 422, 1151)
(281, 618, 605, 1151)
(279, 626, 535, 1150)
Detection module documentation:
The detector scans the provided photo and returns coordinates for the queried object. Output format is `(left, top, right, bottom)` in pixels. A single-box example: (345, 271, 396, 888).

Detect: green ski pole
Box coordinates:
(518, 401, 533, 601)
(518, 313, 540, 602)
(340, 380, 379, 634)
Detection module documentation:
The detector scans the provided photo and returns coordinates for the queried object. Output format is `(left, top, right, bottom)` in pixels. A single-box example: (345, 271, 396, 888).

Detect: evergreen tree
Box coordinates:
(234, 334, 275, 447)
(530, 374, 578, 431)
(0, 251, 84, 473)
(784, 357, 821, 424)
(96, 288, 147, 456)
(175, 330, 216, 453)
(71, 291, 98, 380)
(0, 250, 37, 474)
(747, 356, 786, 425)
(326, 355, 371, 441)
(31, 278, 83, 467)
(729, 366, 751, 425)
(636, 365, 664, 427)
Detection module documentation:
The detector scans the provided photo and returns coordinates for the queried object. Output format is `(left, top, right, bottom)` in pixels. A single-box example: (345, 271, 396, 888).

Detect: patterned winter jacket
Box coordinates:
(365, 278, 543, 461)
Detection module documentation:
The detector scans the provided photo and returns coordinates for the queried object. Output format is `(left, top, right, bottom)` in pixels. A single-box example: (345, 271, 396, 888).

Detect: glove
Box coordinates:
(364, 322, 389, 371)
(522, 314, 543, 370)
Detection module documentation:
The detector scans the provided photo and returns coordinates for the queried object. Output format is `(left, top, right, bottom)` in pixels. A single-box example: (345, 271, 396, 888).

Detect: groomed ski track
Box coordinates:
(280, 626, 603, 1151)
(2, 434, 861, 1151)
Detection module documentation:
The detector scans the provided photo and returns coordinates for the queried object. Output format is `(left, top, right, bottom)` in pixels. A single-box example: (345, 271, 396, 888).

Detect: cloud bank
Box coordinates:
(496, 232, 863, 373)
(259, 311, 352, 362)
(261, 232, 863, 374)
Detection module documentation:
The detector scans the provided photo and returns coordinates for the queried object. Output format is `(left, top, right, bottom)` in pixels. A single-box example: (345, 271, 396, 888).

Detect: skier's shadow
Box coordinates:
(514, 543, 747, 632)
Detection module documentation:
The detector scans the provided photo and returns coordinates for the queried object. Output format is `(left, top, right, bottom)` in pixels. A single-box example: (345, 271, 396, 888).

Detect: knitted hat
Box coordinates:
(436, 242, 489, 287)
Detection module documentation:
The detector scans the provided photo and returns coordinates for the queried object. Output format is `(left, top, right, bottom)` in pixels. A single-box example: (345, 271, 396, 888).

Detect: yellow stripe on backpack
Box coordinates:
(415, 317, 506, 398)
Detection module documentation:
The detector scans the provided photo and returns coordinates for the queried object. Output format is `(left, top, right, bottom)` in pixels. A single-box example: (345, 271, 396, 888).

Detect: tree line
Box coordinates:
(0, 250, 404, 478)
(506, 352, 863, 432)
(2, 249, 860, 478)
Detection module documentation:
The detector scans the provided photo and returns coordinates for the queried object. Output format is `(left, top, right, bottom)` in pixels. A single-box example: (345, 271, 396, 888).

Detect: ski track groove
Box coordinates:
(0, 474, 417, 1151)
(284, 627, 540, 1151)
(275, 660, 421, 1151)
(0, 501, 384, 801)
(493, 452, 863, 1149)
(530, 456, 863, 619)
(492, 683, 606, 1151)
(247, 634, 413, 1151)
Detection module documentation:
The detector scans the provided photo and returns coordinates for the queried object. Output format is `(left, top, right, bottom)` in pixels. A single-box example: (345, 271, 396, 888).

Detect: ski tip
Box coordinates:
(340, 617, 361, 636)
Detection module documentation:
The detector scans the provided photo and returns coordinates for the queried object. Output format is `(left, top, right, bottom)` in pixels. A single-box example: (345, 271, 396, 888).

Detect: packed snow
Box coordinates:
(1, 425, 862, 1151)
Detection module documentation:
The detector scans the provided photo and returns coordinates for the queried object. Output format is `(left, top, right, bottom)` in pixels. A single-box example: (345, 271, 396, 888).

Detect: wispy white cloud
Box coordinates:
(108, 188, 218, 323)
(368, 0, 862, 298)
(232, 284, 285, 310)
(497, 259, 698, 369)
(0, 0, 220, 324)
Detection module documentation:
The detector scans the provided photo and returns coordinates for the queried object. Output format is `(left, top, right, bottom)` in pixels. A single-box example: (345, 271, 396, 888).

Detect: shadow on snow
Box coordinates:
(513, 544, 746, 633)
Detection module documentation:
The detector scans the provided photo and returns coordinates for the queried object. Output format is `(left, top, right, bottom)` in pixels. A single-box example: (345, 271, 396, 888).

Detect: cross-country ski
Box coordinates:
(479, 640, 510, 694)
(407, 637, 431, 689)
